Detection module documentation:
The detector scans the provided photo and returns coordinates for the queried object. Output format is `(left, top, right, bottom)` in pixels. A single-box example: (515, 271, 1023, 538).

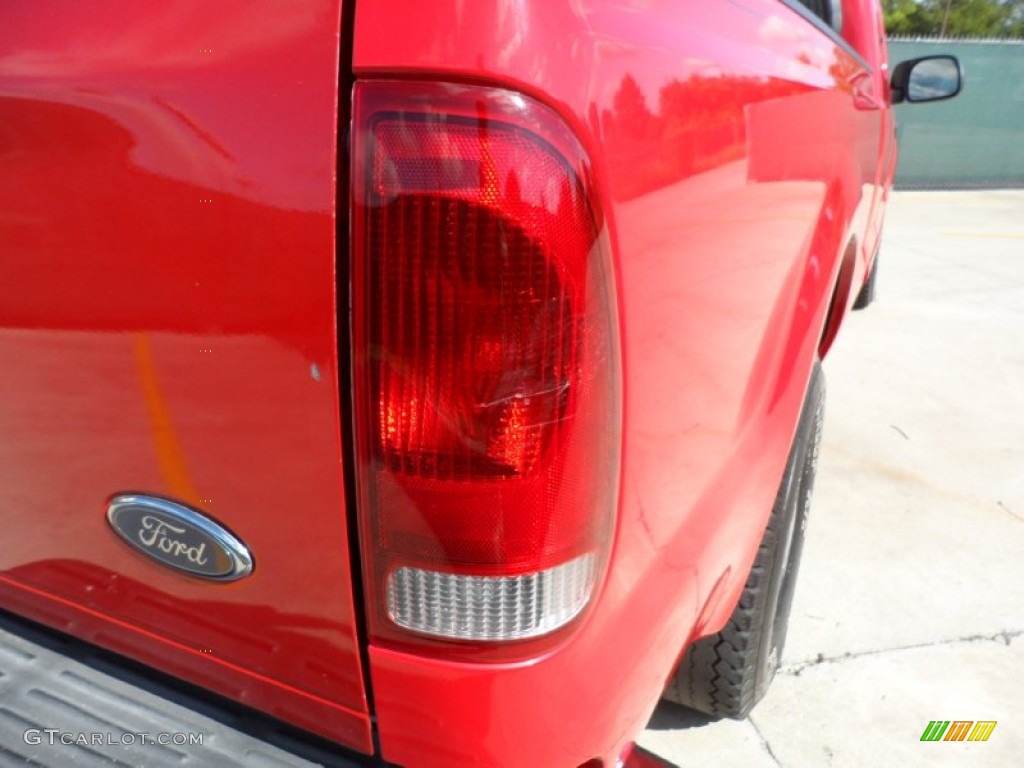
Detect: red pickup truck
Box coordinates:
(0, 1, 959, 766)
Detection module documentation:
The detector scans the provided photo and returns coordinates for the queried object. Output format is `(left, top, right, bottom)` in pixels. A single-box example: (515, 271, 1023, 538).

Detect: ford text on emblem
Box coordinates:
(107, 495, 253, 581)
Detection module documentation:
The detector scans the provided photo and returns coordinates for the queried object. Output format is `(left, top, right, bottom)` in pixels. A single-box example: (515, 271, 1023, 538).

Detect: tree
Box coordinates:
(884, 0, 1024, 37)
(884, 0, 938, 35)
(611, 75, 655, 138)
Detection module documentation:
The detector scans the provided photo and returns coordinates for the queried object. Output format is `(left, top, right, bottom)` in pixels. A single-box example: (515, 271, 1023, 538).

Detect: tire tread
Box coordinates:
(663, 363, 825, 718)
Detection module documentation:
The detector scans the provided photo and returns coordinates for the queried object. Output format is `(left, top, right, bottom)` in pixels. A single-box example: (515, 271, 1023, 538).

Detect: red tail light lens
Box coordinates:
(351, 81, 620, 654)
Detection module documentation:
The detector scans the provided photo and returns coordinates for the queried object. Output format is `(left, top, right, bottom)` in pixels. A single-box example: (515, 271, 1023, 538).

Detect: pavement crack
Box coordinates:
(997, 500, 1023, 521)
(782, 629, 1023, 675)
(748, 715, 783, 767)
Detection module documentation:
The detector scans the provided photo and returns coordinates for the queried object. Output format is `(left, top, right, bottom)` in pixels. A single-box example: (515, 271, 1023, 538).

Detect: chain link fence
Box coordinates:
(889, 37, 1024, 188)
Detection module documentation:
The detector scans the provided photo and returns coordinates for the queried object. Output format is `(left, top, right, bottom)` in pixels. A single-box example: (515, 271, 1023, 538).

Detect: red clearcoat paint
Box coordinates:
(353, 1, 891, 766)
(1, 0, 897, 765)
(0, 0, 373, 753)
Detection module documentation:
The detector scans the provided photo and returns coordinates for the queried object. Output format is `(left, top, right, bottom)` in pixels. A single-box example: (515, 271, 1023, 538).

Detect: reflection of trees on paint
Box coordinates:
(601, 74, 806, 200)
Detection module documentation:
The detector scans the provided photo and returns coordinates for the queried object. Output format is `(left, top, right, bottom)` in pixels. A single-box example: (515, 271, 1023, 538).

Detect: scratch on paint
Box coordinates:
(132, 332, 200, 504)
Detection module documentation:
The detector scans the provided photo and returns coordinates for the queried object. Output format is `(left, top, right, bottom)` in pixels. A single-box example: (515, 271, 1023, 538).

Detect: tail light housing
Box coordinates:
(351, 81, 620, 657)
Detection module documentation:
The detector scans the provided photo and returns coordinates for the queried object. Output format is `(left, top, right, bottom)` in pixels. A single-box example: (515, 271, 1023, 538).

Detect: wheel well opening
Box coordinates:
(818, 238, 857, 358)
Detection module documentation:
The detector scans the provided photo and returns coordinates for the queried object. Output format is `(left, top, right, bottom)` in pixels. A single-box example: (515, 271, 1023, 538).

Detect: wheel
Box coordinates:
(663, 361, 826, 718)
(852, 253, 878, 310)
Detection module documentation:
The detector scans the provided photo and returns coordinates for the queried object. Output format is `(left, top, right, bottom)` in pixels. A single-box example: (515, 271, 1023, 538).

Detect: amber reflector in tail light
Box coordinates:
(351, 81, 620, 655)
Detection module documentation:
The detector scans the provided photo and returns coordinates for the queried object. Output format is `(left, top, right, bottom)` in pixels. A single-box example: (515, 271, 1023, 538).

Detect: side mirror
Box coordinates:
(891, 55, 962, 104)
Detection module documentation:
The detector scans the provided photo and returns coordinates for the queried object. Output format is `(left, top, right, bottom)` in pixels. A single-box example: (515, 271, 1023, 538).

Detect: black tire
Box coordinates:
(663, 361, 826, 718)
(852, 253, 878, 310)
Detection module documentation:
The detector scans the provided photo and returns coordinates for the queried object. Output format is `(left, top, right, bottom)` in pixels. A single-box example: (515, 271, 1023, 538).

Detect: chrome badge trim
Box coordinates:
(106, 495, 253, 581)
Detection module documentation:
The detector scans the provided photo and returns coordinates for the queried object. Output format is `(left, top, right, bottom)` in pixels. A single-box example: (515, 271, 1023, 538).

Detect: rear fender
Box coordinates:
(693, 183, 856, 641)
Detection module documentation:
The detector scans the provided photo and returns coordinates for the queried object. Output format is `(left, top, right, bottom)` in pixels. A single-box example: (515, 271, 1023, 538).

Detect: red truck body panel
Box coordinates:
(0, 0, 895, 765)
(0, 0, 373, 752)
(355, 1, 887, 765)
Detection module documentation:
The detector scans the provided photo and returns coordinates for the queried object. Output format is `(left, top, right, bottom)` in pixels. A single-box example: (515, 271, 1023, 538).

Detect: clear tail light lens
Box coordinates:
(351, 81, 620, 655)
(387, 553, 596, 642)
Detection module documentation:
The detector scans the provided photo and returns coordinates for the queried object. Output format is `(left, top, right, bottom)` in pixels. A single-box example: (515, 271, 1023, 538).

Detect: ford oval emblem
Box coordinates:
(107, 495, 253, 581)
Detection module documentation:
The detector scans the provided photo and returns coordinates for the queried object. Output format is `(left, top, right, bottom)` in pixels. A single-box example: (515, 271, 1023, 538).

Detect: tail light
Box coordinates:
(350, 81, 620, 656)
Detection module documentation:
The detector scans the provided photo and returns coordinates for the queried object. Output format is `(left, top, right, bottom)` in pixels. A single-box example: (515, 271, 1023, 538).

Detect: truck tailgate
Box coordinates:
(0, 0, 370, 753)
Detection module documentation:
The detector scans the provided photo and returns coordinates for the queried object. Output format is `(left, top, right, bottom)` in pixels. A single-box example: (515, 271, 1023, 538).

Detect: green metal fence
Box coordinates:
(889, 38, 1024, 188)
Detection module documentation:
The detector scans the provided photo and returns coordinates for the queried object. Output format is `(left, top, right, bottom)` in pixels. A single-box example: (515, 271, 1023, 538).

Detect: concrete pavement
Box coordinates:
(639, 191, 1024, 767)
